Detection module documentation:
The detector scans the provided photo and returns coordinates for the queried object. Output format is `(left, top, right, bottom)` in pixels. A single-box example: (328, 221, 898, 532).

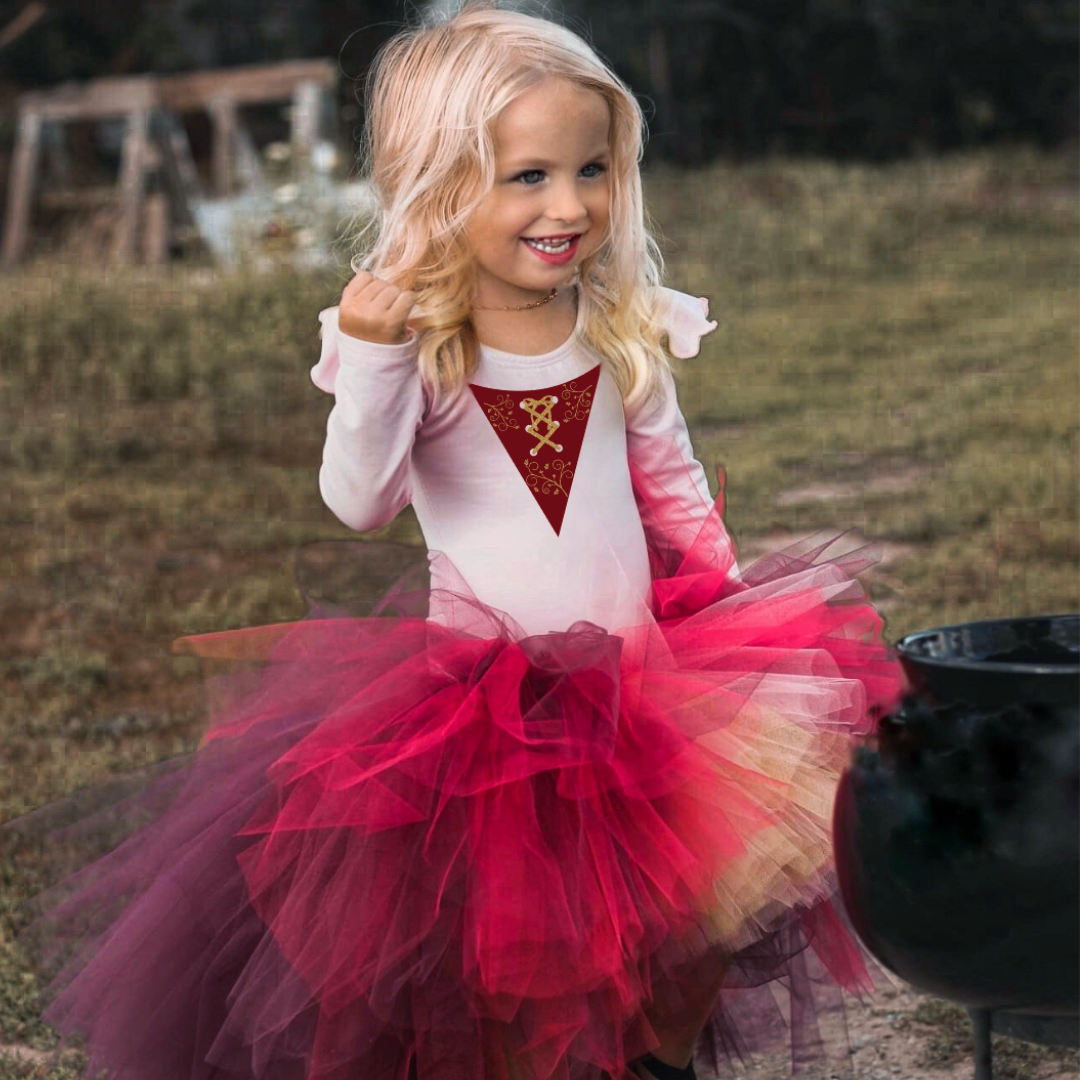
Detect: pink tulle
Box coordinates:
(2, 446, 904, 1080)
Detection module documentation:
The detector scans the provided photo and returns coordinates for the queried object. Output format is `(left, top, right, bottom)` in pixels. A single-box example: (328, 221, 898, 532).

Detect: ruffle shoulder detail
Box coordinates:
(650, 286, 718, 359)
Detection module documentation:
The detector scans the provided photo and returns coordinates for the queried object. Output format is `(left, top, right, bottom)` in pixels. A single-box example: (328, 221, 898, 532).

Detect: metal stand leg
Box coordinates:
(969, 1007, 993, 1080)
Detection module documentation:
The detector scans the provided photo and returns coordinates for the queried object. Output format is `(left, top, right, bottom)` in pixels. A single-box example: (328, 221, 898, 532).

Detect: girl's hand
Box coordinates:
(338, 271, 418, 345)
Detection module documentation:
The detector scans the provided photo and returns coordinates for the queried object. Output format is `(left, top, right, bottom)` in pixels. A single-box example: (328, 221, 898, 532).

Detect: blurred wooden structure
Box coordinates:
(1, 59, 336, 269)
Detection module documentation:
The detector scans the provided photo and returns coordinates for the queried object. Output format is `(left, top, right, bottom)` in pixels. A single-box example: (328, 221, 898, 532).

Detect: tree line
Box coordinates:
(578, 0, 1077, 161)
(2, 0, 1076, 162)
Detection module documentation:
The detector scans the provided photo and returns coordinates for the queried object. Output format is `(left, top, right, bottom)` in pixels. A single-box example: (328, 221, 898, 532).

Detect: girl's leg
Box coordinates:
(484, 952, 730, 1080)
(486, 1019, 531, 1080)
(502, 1042, 529, 1080)
(641, 948, 730, 1071)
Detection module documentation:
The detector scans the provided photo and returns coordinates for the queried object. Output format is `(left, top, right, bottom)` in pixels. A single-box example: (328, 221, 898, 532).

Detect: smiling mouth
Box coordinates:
(523, 234, 580, 254)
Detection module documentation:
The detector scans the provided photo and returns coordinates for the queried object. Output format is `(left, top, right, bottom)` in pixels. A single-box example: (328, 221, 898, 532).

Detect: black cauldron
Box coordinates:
(833, 614, 1080, 1079)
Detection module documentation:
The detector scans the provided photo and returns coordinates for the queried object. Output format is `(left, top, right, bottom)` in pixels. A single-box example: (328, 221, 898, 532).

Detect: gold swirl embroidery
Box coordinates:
(522, 457, 574, 497)
(559, 378, 594, 422)
(519, 394, 563, 456)
(482, 393, 520, 432)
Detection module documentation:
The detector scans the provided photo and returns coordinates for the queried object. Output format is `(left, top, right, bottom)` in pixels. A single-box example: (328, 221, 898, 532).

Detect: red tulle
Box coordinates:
(3, 449, 904, 1080)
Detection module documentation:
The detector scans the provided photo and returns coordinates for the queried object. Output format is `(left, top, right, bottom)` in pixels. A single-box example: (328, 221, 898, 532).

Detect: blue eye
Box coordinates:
(512, 163, 608, 185)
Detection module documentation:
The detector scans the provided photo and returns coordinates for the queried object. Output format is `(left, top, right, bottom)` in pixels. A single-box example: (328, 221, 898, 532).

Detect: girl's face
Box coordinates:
(465, 77, 611, 309)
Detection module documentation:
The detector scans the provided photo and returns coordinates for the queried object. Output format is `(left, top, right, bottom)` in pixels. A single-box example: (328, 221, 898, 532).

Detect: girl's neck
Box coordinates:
(471, 286, 579, 357)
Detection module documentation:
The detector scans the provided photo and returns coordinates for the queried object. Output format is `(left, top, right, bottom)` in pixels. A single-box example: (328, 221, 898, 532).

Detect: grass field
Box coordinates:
(0, 145, 1077, 1076)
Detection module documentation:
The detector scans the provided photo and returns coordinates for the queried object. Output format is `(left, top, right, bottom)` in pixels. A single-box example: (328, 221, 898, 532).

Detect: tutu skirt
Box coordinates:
(3, 462, 903, 1080)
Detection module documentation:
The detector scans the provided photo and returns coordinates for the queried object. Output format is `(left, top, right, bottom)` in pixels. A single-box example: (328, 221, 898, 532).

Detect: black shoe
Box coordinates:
(629, 1053, 697, 1080)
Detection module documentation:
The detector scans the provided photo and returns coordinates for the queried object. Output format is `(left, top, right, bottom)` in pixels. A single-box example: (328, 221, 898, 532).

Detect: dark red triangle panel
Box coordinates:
(469, 364, 601, 535)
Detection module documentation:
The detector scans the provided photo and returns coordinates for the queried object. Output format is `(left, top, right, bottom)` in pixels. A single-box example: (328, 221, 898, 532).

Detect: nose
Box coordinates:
(546, 177, 589, 226)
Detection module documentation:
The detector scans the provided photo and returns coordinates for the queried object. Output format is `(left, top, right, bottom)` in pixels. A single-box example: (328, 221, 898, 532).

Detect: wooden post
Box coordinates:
(234, 123, 266, 192)
(0, 2, 48, 51)
(1, 64, 338, 268)
(115, 107, 149, 263)
(2, 106, 42, 269)
(142, 192, 170, 265)
(209, 94, 237, 197)
(159, 60, 337, 114)
(151, 109, 200, 230)
(41, 118, 70, 190)
(291, 80, 322, 163)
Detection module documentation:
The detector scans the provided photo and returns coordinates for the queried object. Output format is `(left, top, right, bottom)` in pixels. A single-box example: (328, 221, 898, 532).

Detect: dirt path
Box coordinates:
(712, 975, 1079, 1080)
(845, 980, 1077, 1080)
(5, 977, 1077, 1080)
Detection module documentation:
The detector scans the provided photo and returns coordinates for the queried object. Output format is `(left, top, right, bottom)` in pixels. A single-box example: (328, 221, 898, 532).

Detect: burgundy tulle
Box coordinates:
(2, 451, 904, 1080)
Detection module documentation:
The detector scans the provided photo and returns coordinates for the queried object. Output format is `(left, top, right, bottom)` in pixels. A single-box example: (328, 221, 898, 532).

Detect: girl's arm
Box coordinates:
(625, 362, 714, 540)
(312, 306, 426, 533)
(625, 288, 739, 573)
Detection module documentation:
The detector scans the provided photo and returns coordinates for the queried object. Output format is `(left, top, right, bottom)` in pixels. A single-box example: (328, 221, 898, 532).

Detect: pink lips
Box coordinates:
(522, 234, 581, 265)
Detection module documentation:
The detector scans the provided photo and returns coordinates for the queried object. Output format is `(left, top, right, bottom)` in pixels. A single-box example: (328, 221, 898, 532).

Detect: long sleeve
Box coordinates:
(313, 306, 426, 533)
(624, 363, 714, 543)
(625, 288, 739, 576)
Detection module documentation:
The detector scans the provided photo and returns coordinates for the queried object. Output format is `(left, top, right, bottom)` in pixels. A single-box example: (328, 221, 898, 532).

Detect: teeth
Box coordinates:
(525, 237, 573, 254)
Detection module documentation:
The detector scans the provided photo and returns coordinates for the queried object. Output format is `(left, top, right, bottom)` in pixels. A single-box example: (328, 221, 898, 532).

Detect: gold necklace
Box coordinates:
(473, 287, 558, 312)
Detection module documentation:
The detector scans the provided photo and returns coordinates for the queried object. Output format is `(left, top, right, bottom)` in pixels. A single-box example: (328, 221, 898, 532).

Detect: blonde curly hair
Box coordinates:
(349, 0, 673, 412)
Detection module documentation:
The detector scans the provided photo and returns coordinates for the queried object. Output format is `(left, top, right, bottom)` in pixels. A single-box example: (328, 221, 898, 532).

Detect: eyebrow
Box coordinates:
(503, 149, 611, 170)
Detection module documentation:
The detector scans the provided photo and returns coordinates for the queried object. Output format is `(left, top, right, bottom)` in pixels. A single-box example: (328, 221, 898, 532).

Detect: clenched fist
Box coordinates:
(338, 271, 418, 345)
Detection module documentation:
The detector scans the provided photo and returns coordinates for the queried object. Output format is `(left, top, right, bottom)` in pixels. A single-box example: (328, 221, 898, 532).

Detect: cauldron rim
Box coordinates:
(896, 613, 1080, 677)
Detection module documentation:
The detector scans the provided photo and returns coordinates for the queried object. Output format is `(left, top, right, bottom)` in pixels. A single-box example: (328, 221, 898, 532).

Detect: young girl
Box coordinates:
(6, 4, 903, 1079)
